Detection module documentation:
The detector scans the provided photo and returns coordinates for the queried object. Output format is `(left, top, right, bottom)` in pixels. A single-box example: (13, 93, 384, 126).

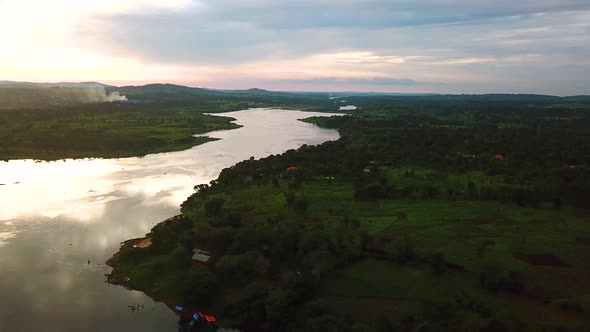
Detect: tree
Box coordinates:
(265, 288, 294, 328)
(215, 251, 268, 281)
(421, 184, 439, 199)
(182, 269, 218, 304)
(204, 197, 225, 217)
(168, 245, 191, 268)
(150, 224, 177, 253)
(388, 238, 416, 263)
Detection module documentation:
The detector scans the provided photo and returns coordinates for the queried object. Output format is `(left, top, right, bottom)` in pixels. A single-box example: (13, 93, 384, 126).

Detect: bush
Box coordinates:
(421, 184, 439, 199)
(265, 288, 294, 327)
(224, 283, 269, 323)
(478, 262, 525, 293)
(388, 239, 417, 263)
(182, 269, 218, 304)
(215, 251, 268, 281)
(355, 182, 388, 200)
(168, 245, 192, 268)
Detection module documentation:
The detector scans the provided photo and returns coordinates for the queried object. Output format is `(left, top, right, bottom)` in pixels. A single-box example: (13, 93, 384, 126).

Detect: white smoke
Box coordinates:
(0, 82, 128, 109)
(83, 86, 128, 103)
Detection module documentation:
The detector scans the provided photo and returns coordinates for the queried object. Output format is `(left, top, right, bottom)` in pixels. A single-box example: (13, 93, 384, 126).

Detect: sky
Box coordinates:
(1, 0, 589, 95)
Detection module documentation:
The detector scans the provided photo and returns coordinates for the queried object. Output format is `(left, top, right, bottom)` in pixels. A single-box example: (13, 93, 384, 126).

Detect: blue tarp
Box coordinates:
(175, 306, 184, 312)
(193, 313, 200, 320)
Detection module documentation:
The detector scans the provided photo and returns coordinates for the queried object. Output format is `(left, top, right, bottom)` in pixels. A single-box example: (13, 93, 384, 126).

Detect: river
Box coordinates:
(0, 108, 341, 332)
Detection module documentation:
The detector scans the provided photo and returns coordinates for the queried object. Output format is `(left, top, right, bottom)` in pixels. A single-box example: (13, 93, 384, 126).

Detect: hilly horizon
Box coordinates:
(1, 80, 588, 99)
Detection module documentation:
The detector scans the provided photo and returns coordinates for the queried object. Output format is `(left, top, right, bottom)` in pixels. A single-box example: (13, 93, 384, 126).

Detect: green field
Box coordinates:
(108, 94, 590, 331)
(0, 83, 336, 160)
(109, 175, 590, 330)
(0, 104, 241, 160)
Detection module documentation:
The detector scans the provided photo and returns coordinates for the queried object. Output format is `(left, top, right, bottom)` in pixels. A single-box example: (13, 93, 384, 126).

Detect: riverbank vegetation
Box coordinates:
(0, 83, 340, 160)
(109, 94, 590, 331)
(0, 103, 243, 160)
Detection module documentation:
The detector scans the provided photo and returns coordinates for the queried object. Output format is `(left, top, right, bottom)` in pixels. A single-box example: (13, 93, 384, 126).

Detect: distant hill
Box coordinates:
(564, 95, 590, 103)
(113, 83, 211, 96)
(106, 84, 334, 111)
(2, 81, 586, 111)
(213, 87, 302, 97)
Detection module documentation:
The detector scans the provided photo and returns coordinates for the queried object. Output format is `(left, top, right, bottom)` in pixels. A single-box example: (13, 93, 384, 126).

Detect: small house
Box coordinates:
(287, 166, 298, 171)
(494, 154, 505, 160)
(192, 249, 211, 264)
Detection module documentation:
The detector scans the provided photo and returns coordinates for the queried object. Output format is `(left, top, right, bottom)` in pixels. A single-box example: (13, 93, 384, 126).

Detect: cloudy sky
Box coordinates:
(1, 0, 589, 94)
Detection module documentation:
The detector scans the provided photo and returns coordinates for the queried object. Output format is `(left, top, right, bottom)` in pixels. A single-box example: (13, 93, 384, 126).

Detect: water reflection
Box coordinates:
(0, 109, 341, 331)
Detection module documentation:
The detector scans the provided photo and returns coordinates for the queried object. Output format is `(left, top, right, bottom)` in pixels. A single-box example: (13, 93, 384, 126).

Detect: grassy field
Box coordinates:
(0, 105, 241, 160)
(107, 95, 590, 330)
(317, 259, 588, 330)
(110, 173, 590, 330)
(241, 179, 590, 329)
(0, 83, 339, 160)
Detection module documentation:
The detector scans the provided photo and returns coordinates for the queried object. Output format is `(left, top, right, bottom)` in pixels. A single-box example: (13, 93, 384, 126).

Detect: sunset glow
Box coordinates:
(1, 0, 589, 94)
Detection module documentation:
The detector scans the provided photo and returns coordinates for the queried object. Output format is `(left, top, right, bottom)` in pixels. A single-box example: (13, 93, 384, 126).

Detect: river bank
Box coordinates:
(0, 109, 342, 332)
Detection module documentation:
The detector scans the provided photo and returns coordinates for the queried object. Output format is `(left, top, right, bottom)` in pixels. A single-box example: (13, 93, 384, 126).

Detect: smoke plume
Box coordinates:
(0, 82, 127, 110)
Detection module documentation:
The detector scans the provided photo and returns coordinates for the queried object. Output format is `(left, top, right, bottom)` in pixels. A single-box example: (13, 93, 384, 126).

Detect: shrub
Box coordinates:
(182, 269, 218, 304)
(388, 239, 417, 263)
(215, 251, 268, 281)
(478, 262, 525, 293)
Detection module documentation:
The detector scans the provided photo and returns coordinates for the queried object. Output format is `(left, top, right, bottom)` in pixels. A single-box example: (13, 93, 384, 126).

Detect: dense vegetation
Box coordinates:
(109, 95, 590, 331)
(0, 103, 242, 160)
(0, 84, 335, 160)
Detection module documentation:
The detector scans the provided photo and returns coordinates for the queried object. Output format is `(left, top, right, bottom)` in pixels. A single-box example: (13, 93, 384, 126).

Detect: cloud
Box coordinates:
(1, 0, 589, 94)
(81, 1, 590, 64)
(277, 77, 427, 86)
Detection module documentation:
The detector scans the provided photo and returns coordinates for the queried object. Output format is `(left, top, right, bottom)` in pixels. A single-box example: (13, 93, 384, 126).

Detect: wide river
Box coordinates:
(0, 108, 341, 332)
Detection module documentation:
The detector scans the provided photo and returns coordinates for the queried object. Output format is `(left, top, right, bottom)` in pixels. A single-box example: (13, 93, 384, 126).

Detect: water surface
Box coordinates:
(0, 108, 341, 331)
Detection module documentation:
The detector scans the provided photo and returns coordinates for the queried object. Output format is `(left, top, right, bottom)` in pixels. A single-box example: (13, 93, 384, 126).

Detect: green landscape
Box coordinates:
(0, 84, 333, 160)
(3, 2, 590, 332)
(106, 93, 590, 331)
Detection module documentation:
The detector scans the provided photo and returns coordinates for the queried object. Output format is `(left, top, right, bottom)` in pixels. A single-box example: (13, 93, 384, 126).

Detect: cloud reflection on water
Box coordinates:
(0, 108, 342, 331)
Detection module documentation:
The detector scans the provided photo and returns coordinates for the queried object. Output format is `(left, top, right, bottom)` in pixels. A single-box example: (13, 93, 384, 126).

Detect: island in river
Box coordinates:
(108, 94, 590, 331)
